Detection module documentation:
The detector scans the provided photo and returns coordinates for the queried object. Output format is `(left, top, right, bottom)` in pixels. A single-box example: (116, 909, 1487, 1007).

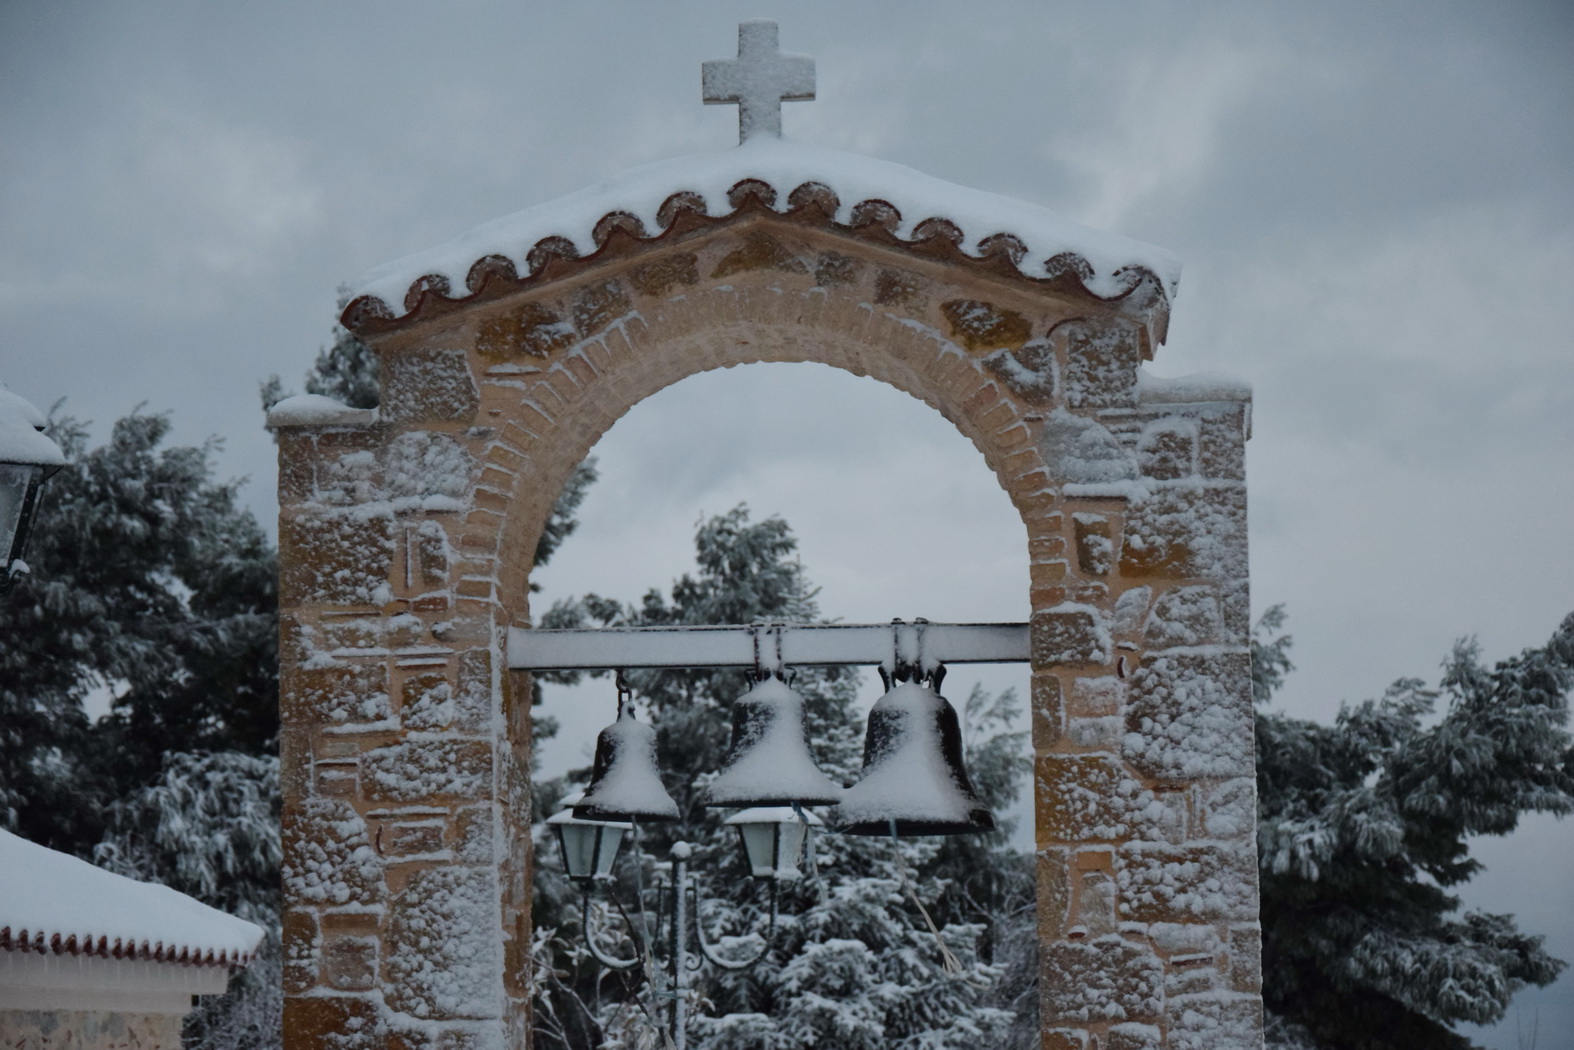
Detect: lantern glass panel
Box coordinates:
(726, 806, 821, 880)
(551, 816, 629, 882)
(736, 822, 779, 879)
(554, 820, 600, 881)
(0, 464, 31, 562)
(594, 826, 628, 878)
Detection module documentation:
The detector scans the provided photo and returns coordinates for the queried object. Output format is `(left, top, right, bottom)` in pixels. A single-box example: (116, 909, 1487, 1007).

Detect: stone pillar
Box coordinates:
(1032, 330, 1261, 1050)
(274, 389, 527, 1050)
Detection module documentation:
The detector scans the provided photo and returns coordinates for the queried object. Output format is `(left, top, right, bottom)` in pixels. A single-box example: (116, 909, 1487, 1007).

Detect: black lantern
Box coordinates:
(723, 806, 821, 880)
(0, 387, 65, 596)
(548, 792, 632, 883)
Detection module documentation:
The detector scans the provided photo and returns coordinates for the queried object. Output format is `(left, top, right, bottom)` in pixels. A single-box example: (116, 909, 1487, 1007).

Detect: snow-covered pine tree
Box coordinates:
(0, 411, 278, 854)
(531, 506, 1035, 1049)
(1252, 608, 1574, 1049)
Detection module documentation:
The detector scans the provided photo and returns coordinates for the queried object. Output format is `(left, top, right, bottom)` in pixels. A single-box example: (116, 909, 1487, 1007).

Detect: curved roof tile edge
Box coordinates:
(0, 925, 254, 969)
(341, 138, 1179, 337)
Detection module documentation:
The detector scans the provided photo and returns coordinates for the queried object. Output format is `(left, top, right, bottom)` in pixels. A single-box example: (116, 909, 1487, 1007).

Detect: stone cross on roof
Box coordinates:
(702, 20, 815, 143)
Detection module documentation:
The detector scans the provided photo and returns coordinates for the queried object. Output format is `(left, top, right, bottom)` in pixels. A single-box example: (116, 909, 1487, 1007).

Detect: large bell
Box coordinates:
(701, 676, 843, 807)
(833, 677, 994, 836)
(573, 704, 680, 823)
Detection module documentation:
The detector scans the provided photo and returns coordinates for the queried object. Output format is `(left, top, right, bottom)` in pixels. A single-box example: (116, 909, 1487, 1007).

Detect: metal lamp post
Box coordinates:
(552, 799, 818, 1050)
(0, 386, 65, 595)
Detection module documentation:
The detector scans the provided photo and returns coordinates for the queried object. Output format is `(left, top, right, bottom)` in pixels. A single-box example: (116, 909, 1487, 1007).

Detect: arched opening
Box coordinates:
(525, 360, 1039, 1047)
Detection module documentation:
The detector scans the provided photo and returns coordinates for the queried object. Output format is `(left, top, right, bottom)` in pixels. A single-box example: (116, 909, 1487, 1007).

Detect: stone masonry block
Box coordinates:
(1037, 754, 1160, 842)
(1117, 842, 1258, 924)
(1031, 673, 1064, 749)
(387, 868, 504, 1020)
(1072, 870, 1118, 936)
(1137, 417, 1198, 480)
(322, 932, 378, 991)
(363, 739, 492, 803)
(455, 804, 496, 864)
(1107, 1023, 1163, 1050)
(983, 339, 1057, 404)
(571, 279, 631, 337)
(1070, 675, 1123, 716)
(1041, 934, 1163, 1024)
(283, 799, 384, 908)
(1198, 410, 1247, 481)
(1040, 1031, 1088, 1050)
(281, 909, 320, 995)
(382, 347, 479, 424)
(1118, 483, 1247, 580)
(476, 301, 576, 359)
(1143, 585, 1224, 649)
(454, 647, 494, 733)
(283, 661, 392, 728)
(711, 230, 808, 278)
(1203, 778, 1257, 840)
(629, 252, 699, 297)
(1148, 923, 1222, 958)
(1125, 651, 1254, 780)
(1072, 513, 1114, 576)
(1032, 604, 1111, 667)
(280, 512, 395, 607)
(401, 669, 456, 732)
(387, 431, 475, 508)
(284, 995, 381, 1050)
(1037, 848, 1072, 939)
(1229, 925, 1263, 994)
(1058, 316, 1141, 409)
(1167, 993, 1264, 1050)
(385, 820, 445, 856)
(1113, 586, 1152, 635)
(940, 298, 1032, 352)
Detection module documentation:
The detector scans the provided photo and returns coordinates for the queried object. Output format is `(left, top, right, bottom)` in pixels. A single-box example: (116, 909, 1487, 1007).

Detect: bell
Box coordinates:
(833, 678, 994, 836)
(701, 676, 843, 807)
(573, 705, 680, 823)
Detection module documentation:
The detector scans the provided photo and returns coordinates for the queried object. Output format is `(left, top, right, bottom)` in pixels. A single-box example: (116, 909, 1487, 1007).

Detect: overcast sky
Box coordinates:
(3, 2, 1570, 1043)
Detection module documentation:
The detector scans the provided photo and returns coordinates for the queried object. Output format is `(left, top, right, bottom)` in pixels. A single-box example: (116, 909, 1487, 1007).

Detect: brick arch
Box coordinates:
(275, 213, 1262, 1050)
(485, 306, 1059, 621)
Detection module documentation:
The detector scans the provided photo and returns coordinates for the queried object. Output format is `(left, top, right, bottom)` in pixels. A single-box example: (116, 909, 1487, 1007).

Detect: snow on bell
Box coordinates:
(701, 676, 843, 808)
(573, 704, 680, 823)
(833, 679, 994, 836)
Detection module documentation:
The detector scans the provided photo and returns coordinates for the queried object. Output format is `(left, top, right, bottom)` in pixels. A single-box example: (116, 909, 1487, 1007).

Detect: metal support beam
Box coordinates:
(506, 621, 1030, 672)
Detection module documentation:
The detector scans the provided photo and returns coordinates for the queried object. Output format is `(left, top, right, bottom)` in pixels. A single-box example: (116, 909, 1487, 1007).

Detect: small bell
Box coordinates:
(702, 675, 843, 807)
(573, 700, 680, 823)
(833, 675, 994, 836)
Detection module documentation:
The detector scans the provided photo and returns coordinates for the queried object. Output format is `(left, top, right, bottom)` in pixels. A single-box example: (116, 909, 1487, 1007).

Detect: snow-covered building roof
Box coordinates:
(342, 137, 1180, 335)
(0, 829, 264, 968)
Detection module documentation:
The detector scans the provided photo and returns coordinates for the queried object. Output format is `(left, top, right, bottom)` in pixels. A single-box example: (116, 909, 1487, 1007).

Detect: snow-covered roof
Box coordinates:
(0, 386, 66, 468)
(344, 137, 1180, 331)
(265, 393, 377, 429)
(0, 829, 264, 968)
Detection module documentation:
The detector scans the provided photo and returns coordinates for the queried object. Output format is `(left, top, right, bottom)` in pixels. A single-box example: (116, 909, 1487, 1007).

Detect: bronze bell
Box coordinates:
(573, 703, 680, 823)
(701, 675, 843, 808)
(833, 669, 994, 836)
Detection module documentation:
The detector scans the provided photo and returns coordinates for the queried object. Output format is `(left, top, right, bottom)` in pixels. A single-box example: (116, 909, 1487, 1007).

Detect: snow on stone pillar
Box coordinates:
(270, 386, 524, 1050)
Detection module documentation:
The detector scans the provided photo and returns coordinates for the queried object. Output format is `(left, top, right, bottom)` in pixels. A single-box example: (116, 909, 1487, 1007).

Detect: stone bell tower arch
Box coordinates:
(272, 22, 1262, 1050)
